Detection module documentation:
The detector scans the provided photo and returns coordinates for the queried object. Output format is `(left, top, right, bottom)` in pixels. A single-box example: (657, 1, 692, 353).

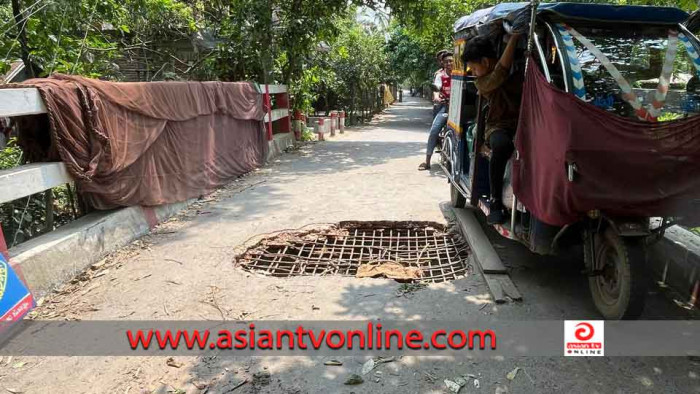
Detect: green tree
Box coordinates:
(0, 0, 197, 78)
(380, 0, 698, 93)
(386, 25, 434, 89)
(328, 13, 389, 121)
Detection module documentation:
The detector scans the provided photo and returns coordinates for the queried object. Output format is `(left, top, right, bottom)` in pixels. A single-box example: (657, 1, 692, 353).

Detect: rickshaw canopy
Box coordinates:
(453, 2, 690, 33)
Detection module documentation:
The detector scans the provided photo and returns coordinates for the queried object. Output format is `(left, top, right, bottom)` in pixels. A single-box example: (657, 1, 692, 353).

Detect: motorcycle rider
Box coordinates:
(432, 50, 448, 117)
(419, 52, 454, 171)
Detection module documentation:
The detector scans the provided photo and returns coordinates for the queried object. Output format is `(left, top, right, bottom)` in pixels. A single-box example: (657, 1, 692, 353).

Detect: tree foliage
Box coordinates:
(0, 0, 198, 78)
(286, 10, 390, 118)
(381, 0, 699, 89)
(0, 0, 395, 84)
(386, 25, 434, 88)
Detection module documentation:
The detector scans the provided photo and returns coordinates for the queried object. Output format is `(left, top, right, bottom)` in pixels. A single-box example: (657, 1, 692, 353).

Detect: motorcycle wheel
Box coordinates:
(584, 227, 647, 320)
(439, 135, 451, 172)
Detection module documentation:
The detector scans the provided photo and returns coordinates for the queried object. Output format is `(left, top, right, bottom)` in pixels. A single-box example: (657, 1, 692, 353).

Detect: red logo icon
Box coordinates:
(565, 320, 604, 357)
(574, 322, 595, 341)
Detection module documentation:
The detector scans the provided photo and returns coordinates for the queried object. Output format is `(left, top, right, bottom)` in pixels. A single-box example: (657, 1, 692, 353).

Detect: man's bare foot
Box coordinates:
(418, 162, 430, 171)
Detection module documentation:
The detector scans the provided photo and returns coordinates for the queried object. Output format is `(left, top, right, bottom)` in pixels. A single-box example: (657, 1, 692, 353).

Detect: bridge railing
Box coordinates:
(261, 84, 291, 141)
(0, 88, 72, 258)
(0, 83, 293, 256)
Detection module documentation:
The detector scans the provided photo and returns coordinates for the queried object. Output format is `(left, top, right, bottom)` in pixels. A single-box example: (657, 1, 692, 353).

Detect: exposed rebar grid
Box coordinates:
(234, 221, 470, 283)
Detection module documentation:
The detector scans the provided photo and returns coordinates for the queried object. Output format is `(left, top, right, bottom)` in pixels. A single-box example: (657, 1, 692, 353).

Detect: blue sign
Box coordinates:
(593, 94, 615, 109)
(681, 97, 700, 113)
(0, 254, 34, 322)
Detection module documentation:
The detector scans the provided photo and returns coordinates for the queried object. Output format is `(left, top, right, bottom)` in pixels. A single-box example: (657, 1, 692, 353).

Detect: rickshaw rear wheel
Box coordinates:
(584, 227, 647, 320)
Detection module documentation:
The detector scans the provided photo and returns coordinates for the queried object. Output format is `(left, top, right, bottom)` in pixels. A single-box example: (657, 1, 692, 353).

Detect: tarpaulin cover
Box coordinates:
(513, 61, 700, 226)
(453, 2, 688, 32)
(8, 75, 266, 209)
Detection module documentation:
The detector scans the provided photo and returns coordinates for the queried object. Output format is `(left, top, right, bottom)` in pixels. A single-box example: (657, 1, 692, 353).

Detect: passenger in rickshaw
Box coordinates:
(463, 33, 523, 224)
(419, 52, 454, 171)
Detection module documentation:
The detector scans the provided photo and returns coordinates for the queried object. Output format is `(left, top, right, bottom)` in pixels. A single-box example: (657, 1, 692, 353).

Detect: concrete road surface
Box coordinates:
(3, 94, 698, 394)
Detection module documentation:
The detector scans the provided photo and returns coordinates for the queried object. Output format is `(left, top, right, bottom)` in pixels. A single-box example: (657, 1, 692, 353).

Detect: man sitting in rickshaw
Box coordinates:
(463, 33, 523, 224)
(418, 52, 454, 171)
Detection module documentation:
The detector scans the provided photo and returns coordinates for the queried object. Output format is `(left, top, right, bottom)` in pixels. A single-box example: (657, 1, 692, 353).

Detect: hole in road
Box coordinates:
(235, 221, 470, 283)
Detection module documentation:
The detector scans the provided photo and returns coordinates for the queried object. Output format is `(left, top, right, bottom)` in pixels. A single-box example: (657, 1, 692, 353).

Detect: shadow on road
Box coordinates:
(176, 199, 700, 393)
(159, 95, 699, 393)
(181, 278, 700, 393)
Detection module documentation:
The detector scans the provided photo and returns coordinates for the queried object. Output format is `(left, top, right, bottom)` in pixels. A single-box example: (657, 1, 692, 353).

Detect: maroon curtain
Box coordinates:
(513, 61, 700, 226)
(4, 75, 267, 209)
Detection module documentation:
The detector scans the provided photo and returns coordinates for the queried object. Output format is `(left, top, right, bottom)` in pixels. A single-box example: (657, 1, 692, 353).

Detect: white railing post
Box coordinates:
(0, 88, 73, 254)
(260, 84, 291, 139)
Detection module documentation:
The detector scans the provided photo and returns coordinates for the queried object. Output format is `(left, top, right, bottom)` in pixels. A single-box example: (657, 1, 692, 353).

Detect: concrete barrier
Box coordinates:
(339, 111, 346, 133)
(307, 117, 331, 140)
(9, 199, 193, 298)
(1, 84, 299, 299)
(267, 132, 296, 161)
(292, 110, 306, 140)
(7, 134, 293, 298)
(649, 225, 700, 308)
(330, 111, 338, 135)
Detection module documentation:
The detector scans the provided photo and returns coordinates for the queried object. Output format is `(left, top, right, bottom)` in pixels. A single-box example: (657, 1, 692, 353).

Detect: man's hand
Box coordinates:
(498, 32, 522, 71)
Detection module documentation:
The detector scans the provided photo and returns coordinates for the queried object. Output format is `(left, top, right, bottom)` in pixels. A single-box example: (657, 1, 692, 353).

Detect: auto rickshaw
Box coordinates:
(440, 2, 700, 319)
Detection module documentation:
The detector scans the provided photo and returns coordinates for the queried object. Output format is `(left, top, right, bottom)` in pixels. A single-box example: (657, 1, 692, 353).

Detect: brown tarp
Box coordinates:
(6, 74, 267, 209)
(513, 61, 700, 226)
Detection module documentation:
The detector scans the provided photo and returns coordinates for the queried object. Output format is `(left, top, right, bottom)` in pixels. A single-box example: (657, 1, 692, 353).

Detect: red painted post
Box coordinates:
(317, 118, 325, 141)
(339, 111, 346, 133)
(282, 93, 292, 134)
(329, 111, 337, 136)
(275, 92, 292, 135)
(275, 92, 289, 108)
(0, 224, 26, 286)
(264, 84, 273, 141)
(280, 115, 291, 133)
(293, 110, 306, 122)
(0, 220, 31, 289)
(0, 223, 9, 261)
(293, 110, 305, 140)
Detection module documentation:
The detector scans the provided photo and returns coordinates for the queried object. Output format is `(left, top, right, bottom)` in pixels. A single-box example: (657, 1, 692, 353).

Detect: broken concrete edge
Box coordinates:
(9, 133, 299, 299)
(649, 225, 700, 307)
(267, 132, 296, 162)
(9, 200, 194, 299)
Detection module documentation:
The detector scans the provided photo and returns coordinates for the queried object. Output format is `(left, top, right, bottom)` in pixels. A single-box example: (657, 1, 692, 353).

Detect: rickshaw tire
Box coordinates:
(585, 227, 647, 320)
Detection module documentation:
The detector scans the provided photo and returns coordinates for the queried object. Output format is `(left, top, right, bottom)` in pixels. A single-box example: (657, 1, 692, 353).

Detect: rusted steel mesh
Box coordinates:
(234, 221, 470, 283)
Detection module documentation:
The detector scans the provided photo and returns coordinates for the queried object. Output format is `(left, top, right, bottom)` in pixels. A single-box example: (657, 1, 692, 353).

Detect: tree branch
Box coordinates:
(11, 0, 37, 77)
